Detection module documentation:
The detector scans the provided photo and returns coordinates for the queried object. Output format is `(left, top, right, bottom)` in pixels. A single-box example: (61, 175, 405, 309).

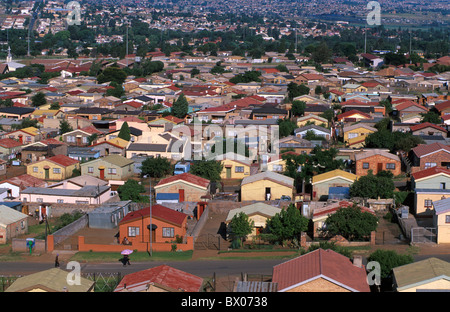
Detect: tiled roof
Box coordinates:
(272, 248, 371, 292)
(1, 174, 46, 188)
(412, 142, 450, 158)
(46, 154, 80, 167)
(114, 265, 203, 292)
(337, 109, 371, 120)
(156, 172, 210, 189)
(0, 138, 22, 148)
(411, 167, 450, 181)
(354, 149, 400, 162)
(410, 122, 446, 133)
(311, 169, 357, 185)
(434, 100, 450, 112)
(119, 204, 187, 227)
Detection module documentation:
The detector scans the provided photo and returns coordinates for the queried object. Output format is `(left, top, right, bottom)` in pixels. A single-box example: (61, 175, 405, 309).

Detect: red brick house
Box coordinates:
(410, 122, 447, 138)
(154, 173, 211, 203)
(354, 149, 402, 176)
(410, 143, 450, 173)
(118, 204, 188, 247)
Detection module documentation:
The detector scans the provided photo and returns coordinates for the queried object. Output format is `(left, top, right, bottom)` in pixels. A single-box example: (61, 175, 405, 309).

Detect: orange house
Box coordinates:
(118, 205, 188, 249)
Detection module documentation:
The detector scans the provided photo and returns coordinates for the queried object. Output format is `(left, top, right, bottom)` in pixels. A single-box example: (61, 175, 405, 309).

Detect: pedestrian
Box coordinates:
(123, 254, 131, 266)
(55, 254, 60, 267)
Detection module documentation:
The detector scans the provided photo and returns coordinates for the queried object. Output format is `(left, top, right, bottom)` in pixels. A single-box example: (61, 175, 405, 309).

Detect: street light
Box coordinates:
(143, 175, 153, 256)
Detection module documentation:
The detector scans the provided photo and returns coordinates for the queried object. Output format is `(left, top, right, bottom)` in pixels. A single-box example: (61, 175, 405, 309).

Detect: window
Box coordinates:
(88, 167, 94, 173)
(273, 164, 283, 172)
(108, 168, 117, 175)
(235, 166, 244, 173)
(53, 168, 61, 174)
(446, 215, 450, 223)
(75, 200, 89, 204)
(128, 226, 140, 237)
(82, 136, 88, 143)
(425, 162, 437, 169)
(37, 198, 43, 203)
(440, 183, 446, 190)
(348, 133, 358, 139)
(424, 199, 433, 208)
(363, 162, 369, 169)
(33, 166, 38, 172)
(386, 163, 396, 170)
(57, 199, 64, 203)
(162, 227, 174, 238)
(67, 136, 75, 143)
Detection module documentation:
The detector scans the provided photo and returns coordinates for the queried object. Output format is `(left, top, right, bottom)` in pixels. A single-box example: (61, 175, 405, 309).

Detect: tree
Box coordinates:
(97, 66, 127, 84)
(117, 179, 148, 202)
(365, 129, 424, 153)
(59, 120, 73, 135)
(118, 121, 131, 141)
(265, 204, 309, 246)
(287, 82, 309, 101)
(229, 71, 262, 84)
(31, 92, 47, 107)
(291, 100, 306, 117)
(367, 249, 413, 280)
(323, 204, 378, 241)
(349, 170, 395, 199)
(420, 111, 441, 124)
(311, 42, 332, 64)
(278, 118, 298, 137)
(172, 93, 189, 119)
(229, 212, 254, 248)
(50, 102, 60, 110)
(190, 159, 223, 182)
(140, 156, 173, 178)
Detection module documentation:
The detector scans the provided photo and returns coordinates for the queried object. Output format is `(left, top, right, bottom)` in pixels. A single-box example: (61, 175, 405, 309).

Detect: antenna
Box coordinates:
(126, 23, 129, 67)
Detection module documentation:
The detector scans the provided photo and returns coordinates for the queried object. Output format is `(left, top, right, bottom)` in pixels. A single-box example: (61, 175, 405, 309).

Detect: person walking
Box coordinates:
(55, 254, 60, 267)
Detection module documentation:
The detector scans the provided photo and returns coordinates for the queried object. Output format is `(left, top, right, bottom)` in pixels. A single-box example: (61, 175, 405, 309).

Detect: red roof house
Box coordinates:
(155, 173, 211, 202)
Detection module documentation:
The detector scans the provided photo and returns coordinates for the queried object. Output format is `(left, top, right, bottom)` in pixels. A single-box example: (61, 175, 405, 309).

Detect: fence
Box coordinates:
(411, 227, 437, 244)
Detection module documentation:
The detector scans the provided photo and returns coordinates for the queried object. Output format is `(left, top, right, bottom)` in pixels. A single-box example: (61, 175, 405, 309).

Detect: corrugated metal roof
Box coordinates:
(241, 171, 294, 187)
(234, 281, 278, 292)
(0, 205, 28, 227)
(226, 202, 281, 222)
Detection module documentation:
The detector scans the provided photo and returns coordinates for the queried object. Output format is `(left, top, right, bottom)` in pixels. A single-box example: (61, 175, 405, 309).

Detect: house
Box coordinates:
(218, 152, 253, 179)
(6, 127, 41, 144)
(0, 107, 34, 120)
(21, 184, 112, 206)
(80, 154, 134, 180)
(337, 110, 372, 123)
(154, 173, 211, 203)
(434, 100, 450, 118)
(67, 146, 101, 162)
(0, 174, 46, 199)
(272, 248, 370, 292)
(125, 133, 186, 160)
(250, 105, 288, 120)
(294, 124, 331, 141)
(411, 167, 450, 217)
(241, 171, 294, 202)
(432, 198, 450, 244)
(0, 204, 28, 244)
(392, 257, 450, 292)
(342, 123, 377, 148)
(90, 137, 129, 157)
(0, 159, 6, 176)
(341, 83, 368, 94)
(410, 143, 450, 172)
(87, 201, 133, 229)
(296, 115, 328, 128)
(225, 202, 281, 239)
(311, 169, 357, 201)
(361, 53, 384, 68)
(354, 149, 401, 176)
(278, 136, 315, 154)
(118, 204, 188, 247)
(410, 122, 447, 138)
(26, 154, 80, 181)
(394, 101, 428, 122)
(0, 138, 23, 160)
(21, 139, 68, 163)
(114, 265, 204, 292)
(62, 126, 104, 147)
(5, 268, 95, 292)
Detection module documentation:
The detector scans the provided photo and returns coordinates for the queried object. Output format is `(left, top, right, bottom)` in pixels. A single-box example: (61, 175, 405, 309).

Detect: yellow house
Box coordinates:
(7, 126, 42, 144)
(241, 171, 294, 202)
(219, 152, 252, 179)
(225, 202, 282, 239)
(343, 124, 377, 148)
(432, 197, 450, 244)
(393, 258, 450, 292)
(296, 115, 329, 128)
(27, 154, 80, 181)
(341, 84, 368, 94)
(311, 169, 357, 201)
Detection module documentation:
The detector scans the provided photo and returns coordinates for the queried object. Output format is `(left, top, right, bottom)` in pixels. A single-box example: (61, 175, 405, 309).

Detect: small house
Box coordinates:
(154, 173, 211, 203)
(26, 154, 80, 181)
(241, 171, 294, 202)
(311, 169, 357, 201)
(0, 204, 28, 244)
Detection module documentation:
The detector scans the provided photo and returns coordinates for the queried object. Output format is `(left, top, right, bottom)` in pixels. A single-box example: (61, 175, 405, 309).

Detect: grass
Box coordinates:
(69, 250, 193, 262)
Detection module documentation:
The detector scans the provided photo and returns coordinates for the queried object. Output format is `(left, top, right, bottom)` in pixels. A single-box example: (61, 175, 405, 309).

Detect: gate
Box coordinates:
(411, 227, 437, 244)
(194, 234, 222, 250)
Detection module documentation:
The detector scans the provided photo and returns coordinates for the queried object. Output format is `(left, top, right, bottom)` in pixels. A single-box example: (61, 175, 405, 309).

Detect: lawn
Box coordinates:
(69, 250, 193, 262)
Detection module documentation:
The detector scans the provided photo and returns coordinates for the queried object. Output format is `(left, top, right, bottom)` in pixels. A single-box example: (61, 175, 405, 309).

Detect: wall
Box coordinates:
(51, 214, 88, 247)
(0, 217, 28, 244)
(285, 277, 350, 292)
(415, 192, 448, 216)
(241, 180, 293, 202)
(12, 238, 46, 253)
(155, 182, 207, 202)
(312, 178, 352, 201)
(435, 213, 450, 244)
(417, 151, 450, 171)
(220, 159, 251, 179)
(356, 155, 401, 176)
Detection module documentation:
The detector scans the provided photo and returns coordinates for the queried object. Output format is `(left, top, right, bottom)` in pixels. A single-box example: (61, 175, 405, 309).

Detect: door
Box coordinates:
(44, 168, 49, 180)
(377, 163, 383, 172)
(99, 168, 105, 179)
(226, 167, 231, 179)
(265, 187, 271, 201)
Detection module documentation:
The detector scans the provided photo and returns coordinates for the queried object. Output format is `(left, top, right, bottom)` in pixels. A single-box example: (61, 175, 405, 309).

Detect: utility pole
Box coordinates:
(364, 26, 367, 54)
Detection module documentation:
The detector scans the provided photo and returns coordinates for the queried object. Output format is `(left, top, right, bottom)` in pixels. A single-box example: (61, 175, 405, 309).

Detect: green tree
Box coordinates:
(190, 159, 223, 182)
(420, 111, 441, 124)
(59, 120, 73, 135)
(229, 212, 254, 248)
(367, 249, 413, 279)
(118, 121, 131, 141)
(311, 42, 332, 64)
(266, 204, 309, 245)
(323, 204, 378, 241)
(31, 92, 47, 107)
(97, 66, 127, 84)
(349, 170, 395, 199)
(287, 82, 309, 101)
(117, 179, 148, 202)
(172, 93, 189, 119)
(140, 156, 173, 178)
(291, 100, 306, 117)
(278, 118, 298, 137)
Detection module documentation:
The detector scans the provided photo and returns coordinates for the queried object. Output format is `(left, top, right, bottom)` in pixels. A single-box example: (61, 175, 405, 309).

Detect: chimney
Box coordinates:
(352, 255, 363, 268)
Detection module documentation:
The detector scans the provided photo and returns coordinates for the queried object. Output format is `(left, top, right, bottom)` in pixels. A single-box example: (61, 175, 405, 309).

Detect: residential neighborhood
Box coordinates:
(0, 0, 449, 298)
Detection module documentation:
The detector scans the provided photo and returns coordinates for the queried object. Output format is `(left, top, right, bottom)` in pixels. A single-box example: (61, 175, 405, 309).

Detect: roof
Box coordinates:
(354, 149, 400, 162)
(155, 172, 210, 189)
(410, 122, 447, 133)
(0, 174, 46, 189)
(337, 109, 371, 120)
(0, 138, 22, 148)
(432, 197, 450, 215)
(241, 171, 294, 188)
(114, 265, 203, 292)
(0, 205, 28, 227)
(5, 268, 95, 292)
(311, 169, 357, 185)
(272, 248, 370, 292)
(393, 257, 450, 291)
(21, 185, 110, 197)
(42, 154, 79, 167)
(119, 204, 187, 227)
(343, 123, 377, 133)
(412, 167, 450, 181)
(312, 200, 376, 219)
(225, 202, 281, 222)
(86, 154, 134, 167)
(412, 142, 450, 158)
(434, 100, 450, 112)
